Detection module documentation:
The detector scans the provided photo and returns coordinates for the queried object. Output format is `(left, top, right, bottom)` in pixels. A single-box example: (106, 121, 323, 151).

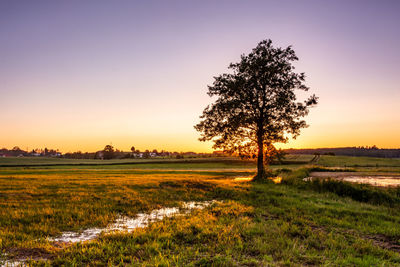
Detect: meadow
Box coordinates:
(1, 155, 400, 266)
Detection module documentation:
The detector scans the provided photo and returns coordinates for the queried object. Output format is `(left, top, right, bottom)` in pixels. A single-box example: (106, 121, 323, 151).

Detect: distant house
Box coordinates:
(132, 153, 144, 158)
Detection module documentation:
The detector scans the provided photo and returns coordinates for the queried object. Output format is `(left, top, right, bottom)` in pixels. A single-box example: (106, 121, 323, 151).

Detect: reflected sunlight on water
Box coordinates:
(340, 176, 400, 187)
(48, 200, 217, 243)
(1, 201, 219, 266)
(306, 172, 400, 187)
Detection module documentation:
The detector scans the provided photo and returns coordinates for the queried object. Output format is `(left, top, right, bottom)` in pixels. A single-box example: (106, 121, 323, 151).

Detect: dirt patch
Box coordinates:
(3, 247, 56, 266)
(262, 215, 400, 254)
(363, 234, 400, 252)
(182, 181, 215, 190)
(309, 224, 400, 253)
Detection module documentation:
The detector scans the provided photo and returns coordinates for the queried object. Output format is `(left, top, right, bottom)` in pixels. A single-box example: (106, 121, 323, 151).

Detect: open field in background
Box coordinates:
(0, 157, 246, 167)
(317, 155, 400, 168)
(0, 154, 314, 168)
(1, 155, 400, 265)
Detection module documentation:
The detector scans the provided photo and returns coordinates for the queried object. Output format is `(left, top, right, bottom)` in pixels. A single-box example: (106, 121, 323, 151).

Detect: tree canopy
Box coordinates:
(103, 145, 115, 160)
(195, 39, 318, 180)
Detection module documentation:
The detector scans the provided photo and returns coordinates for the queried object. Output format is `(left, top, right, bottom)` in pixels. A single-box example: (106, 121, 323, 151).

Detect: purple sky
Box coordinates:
(1, 0, 399, 152)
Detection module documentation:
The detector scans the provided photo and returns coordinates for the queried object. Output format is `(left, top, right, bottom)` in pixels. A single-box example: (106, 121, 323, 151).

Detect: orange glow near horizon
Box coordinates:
(2, 118, 400, 153)
(1, 93, 400, 153)
(1, 89, 400, 153)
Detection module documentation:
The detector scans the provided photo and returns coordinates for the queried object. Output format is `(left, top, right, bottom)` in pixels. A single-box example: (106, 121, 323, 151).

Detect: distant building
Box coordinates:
(132, 153, 143, 158)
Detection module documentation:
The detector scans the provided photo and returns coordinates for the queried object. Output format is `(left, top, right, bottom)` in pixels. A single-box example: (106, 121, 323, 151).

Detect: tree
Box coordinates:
(142, 150, 150, 159)
(103, 145, 114, 160)
(130, 146, 136, 158)
(195, 39, 318, 181)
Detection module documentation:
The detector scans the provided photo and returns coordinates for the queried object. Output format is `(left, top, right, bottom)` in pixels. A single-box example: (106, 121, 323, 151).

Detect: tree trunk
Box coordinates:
(253, 129, 266, 181)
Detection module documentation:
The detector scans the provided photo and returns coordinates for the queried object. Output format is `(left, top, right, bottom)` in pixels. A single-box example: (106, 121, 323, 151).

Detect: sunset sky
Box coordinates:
(1, 0, 399, 152)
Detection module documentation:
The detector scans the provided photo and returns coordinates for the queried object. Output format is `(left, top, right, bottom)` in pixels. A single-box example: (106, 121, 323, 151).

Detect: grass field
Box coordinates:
(0, 154, 314, 167)
(317, 155, 400, 168)
(1, 155, 400, 266)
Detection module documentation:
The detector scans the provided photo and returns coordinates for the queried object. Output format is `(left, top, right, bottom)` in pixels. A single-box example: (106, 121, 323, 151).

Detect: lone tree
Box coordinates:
(195, 39, 318, 181)
(103, 145, 115, 160)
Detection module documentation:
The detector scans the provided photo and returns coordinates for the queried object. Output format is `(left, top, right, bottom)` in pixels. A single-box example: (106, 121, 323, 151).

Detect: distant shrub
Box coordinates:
(308, 166, 356, 172)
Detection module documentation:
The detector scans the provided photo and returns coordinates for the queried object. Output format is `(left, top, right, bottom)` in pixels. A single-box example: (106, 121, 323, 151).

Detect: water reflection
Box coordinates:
(49, 201, 217, 243)
(306, 172, 400, 187)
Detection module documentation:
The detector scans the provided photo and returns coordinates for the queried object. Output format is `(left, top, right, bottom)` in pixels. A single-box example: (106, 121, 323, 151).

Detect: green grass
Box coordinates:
(280, 166, 400, 206)
(0, 157, 251, 167)
(0, 154, 314, 168)
(317, 155, 400, 167)
(1, 156, 400, 265)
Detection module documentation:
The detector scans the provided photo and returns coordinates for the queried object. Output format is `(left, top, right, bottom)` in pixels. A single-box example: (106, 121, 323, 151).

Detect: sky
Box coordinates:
(1, 0, 399, 152)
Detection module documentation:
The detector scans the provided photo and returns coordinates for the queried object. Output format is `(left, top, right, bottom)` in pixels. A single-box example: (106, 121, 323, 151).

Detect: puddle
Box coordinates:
(338, 176, 400, 187)
(48, 201, 216, 243)
(1, 258, 50, 267)
(306, 172, 400, 187)
(2, 201, 217, 266)
(1, 259, 23, 267)
(0, 253, 47, 267)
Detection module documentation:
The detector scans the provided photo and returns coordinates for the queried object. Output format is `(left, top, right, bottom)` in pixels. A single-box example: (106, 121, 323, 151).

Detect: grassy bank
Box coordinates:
(280, 166, 400, 206)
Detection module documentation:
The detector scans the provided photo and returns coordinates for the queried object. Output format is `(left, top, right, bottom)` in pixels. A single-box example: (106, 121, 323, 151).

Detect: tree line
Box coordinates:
(0, 145, 216, 159)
